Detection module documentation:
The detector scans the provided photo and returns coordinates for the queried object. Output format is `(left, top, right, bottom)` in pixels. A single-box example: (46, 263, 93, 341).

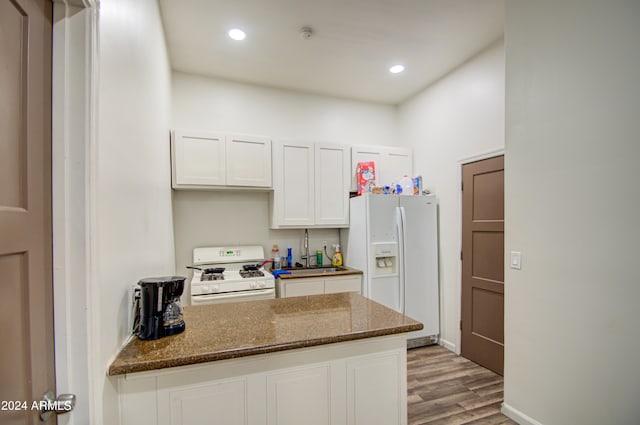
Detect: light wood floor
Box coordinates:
(407, 345, 516, 425)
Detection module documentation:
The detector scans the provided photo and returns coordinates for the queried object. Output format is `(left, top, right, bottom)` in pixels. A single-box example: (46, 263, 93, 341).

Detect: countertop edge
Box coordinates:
(275, 267, 363, 279)
(107, 322, 422, 376)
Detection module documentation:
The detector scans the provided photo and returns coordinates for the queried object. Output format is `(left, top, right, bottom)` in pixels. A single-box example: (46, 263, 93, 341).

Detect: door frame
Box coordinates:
(51, 1, 98, 423)
(453, 148, 504, 355)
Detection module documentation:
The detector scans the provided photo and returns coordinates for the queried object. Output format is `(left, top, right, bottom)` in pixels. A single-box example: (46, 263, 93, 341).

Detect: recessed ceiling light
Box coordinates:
(389, 65, 405, 74)
(228, 29, 246, 41)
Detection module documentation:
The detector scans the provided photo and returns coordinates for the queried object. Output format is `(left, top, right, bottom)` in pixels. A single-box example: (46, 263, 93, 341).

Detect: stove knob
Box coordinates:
(199, 286, 208, 294)
(258, 281, 266, 288)
(212, 285, 220, 293)
(249, 282, 257, 289)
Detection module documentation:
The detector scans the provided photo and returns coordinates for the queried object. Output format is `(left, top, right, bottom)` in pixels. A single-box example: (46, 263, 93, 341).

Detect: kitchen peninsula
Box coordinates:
(110, 292, 422, 425)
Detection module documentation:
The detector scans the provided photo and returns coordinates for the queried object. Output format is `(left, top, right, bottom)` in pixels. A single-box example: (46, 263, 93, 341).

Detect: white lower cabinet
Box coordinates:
(347, 352, 405, 425)
(165, 379, 248, 425)
(117, 336, 407, 425)
(277, 275, 362, 298)
(280, 278, 325, 297)
(266, 365, 331, 425)
(326, 276, 362, 294)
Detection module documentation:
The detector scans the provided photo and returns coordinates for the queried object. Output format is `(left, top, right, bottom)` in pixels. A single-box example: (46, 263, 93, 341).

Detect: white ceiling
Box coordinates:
(159, 0, 504, 105)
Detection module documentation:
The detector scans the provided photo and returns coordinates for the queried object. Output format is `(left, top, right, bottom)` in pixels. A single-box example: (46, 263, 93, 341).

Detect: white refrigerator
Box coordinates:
(341, 194, 439, 345)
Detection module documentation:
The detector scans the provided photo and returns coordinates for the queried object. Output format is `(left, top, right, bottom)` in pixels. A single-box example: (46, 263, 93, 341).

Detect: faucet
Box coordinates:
(300, 229, 310, 267)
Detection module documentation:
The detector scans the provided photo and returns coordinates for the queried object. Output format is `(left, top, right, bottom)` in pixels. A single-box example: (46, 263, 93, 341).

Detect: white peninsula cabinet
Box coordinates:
(271, 141, 350, 228)
(351, 145, 413, 190)
(111, 293, 421, 425)
(171, 129, 272, 189)
(117, 336, 407, 425)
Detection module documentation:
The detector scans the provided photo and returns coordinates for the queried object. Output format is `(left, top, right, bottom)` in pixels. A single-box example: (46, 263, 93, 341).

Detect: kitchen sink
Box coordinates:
(284, 266, 348, 276)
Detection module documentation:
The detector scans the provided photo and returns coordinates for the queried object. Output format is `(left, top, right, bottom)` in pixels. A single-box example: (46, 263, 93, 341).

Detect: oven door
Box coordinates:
(191, 288, 275, 305)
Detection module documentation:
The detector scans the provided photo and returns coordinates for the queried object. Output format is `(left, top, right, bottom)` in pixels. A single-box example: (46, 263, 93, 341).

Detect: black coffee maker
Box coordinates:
(138, 276, 186, 340)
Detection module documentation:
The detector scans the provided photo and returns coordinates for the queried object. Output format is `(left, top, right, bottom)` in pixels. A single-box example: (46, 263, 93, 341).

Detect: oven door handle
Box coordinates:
(191, 288, 275, 304)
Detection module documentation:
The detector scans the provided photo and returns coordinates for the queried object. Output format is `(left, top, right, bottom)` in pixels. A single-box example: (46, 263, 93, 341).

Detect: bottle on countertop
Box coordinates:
(331, 244, 343, 267)
(287, 248, 293, 268)
(272, 244, 281, 270)
(316, 250, 323, 267)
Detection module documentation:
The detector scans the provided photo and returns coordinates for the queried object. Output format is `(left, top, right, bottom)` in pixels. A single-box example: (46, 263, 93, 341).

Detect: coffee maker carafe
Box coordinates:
(138, 276, 186, 340)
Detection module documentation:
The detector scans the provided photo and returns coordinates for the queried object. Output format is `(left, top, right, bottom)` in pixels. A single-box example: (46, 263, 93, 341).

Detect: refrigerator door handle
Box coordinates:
(397, 206, 407, 314)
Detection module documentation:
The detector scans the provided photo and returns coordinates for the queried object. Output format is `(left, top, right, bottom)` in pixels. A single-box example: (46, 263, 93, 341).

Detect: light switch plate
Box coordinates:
(510, 251, 522, 270)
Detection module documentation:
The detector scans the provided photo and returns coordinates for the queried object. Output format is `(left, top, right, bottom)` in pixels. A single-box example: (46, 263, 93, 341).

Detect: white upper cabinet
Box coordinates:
(351, 145, 413, 190)
(382, 147, 413, 186)
(315, 143, 350, 226)
(272, 141, 350, 228)
(351, 146, 384, 190)
(172, 129, 226, 186)
(272, 141, 315, 227)
(226, 134, 272, 187)
(171, 129, 272, 189)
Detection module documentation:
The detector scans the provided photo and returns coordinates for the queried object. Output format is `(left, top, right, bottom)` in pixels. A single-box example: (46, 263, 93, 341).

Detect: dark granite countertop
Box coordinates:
(108, 292, 422, 376)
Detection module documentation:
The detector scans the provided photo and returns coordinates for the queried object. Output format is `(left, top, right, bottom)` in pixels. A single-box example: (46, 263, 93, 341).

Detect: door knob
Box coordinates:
(39, 391, 76, 421)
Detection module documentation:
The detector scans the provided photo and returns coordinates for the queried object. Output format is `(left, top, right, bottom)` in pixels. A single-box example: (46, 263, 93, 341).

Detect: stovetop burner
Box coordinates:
(201, 273, 224, 281)
(239, 269, 264, 278)
(203, 267, 225, 274)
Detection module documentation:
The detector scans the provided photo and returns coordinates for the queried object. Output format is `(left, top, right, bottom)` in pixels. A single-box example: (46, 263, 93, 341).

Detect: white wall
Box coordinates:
(397, 40, 505, 351)
(92, 1, 174, 423)
(503, 1, 640, 424)
(171, 73, 398, 281)
(52, 3, 96, 424)
(172, 72, 398, 144)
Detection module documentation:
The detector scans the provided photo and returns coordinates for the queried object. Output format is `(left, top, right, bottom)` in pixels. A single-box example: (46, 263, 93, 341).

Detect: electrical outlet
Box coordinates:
(322, 240, 327, 247)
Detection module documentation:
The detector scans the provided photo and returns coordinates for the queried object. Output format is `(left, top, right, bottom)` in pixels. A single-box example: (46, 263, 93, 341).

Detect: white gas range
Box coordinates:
(189, 246, 275, 305)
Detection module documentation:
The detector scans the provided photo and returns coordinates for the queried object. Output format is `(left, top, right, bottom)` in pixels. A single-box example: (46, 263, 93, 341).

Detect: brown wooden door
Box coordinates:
(0, 0, 55, 423)
(461, 155, 504, 375)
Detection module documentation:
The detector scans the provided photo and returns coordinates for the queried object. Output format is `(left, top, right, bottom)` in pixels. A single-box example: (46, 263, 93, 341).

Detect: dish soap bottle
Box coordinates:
(272, 244, 281, 270)
(331, 244, 343, 267)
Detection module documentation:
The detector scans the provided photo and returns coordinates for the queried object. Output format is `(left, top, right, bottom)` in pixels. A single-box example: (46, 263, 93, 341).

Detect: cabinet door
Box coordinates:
(351, 146, 385, 191)
(382, 147, 412, 187)
(227, 134, 272, 187)
(164, 379, 247, 425)
(282, 278, 324, 297)
(272, 141, 315, 226)
(346, 351, 405, 425)
(324, 275, 362, 294)
(266, 366, 331, 425)
(351, 146, 413, 189)
(315, 143, 350, 226)
(172, 129, 226, 187)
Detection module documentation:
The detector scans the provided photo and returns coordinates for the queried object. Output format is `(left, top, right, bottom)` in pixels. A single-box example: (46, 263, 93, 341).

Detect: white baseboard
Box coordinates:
(439, 338, 458, 354)
(501, 403, 543, 425)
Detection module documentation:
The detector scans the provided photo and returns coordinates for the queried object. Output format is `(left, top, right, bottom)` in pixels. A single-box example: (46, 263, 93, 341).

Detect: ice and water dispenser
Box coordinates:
(372, 242, 397, 275)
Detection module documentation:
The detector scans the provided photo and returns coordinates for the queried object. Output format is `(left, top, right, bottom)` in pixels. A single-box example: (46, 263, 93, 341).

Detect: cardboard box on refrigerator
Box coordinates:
(356, 161, 376, 195)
